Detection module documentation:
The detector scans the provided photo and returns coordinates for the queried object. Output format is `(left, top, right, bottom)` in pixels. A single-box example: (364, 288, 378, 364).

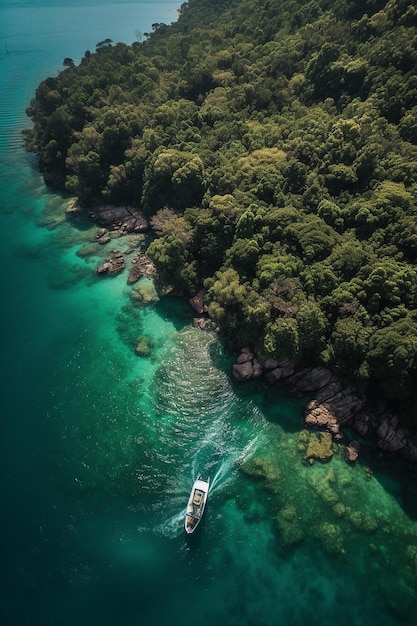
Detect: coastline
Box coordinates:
(65, 196, 417, 472)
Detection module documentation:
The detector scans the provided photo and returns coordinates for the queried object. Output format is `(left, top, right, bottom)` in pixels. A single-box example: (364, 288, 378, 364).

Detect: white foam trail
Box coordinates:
(155, 507, 186, 539)
(156, 435, 260, 540)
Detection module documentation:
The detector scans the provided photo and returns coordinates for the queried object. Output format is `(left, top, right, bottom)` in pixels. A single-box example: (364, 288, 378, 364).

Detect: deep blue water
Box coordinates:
(1, 2, 417, 625)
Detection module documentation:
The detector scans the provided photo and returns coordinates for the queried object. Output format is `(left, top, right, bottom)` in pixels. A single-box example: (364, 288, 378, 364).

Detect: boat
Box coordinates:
(184, 475, 210, 534)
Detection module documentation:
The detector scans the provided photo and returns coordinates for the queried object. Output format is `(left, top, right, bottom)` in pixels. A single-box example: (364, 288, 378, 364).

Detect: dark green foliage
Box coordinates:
(25, 0, 417, 423)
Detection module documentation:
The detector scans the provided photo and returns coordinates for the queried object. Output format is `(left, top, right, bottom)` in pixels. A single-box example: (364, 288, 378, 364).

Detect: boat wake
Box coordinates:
(192, 432, 260, 493)
(155, 508, 186, 538)
(155, 436, 259, 539)
(150, 329, 265, 539)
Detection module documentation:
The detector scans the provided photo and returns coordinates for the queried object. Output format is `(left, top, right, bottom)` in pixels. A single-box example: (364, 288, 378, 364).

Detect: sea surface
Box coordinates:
(1, 2, 417, 625)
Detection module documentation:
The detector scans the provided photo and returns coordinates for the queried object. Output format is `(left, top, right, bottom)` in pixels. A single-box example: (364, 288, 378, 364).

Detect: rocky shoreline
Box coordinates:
(67, 199, 156, 283)
(67, 198, 417, 470)
(189, 292, 417, 470)
(230, 345, 417, 470)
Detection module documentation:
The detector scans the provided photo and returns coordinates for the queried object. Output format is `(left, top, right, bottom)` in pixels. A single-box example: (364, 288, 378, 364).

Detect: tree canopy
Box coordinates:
(25, 0, 417, 426)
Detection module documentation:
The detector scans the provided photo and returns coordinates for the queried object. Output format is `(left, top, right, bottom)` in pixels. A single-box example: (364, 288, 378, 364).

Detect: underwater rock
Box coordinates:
(240, 456, 282, 493)
(406, 545, 417, 576)
(302, 430, 334, 464)
(313, 522, 345, 555)
(130, 281, 159, 306)
(332, 502, 346, 518)
(347, 510, 378, 534)
(134, 335, 153, 357)
(276, 505, 305, 546)
(308, 470, 339, 505)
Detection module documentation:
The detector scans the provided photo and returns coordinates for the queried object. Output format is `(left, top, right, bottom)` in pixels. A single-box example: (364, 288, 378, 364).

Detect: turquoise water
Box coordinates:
(1, 2, 417, 625)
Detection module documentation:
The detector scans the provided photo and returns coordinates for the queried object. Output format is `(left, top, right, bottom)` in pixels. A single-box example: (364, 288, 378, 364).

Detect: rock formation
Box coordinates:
(90, 205, 150, 235)
(127, 253, 156, 284)
(230, 347, 417, 468)
(345, 440, 361, 463)
(189, 287, 207, 315)
(96, 249, 125, 275)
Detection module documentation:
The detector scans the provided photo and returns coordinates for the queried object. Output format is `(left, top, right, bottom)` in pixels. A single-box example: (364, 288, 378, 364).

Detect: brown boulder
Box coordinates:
(237, 351, 255, 364)
(252, 359, 263, 378)
(127, 253, 156, 284)
(232, 361, 254, 382)
(96, 249, 125, 276)
(189, 288, 207, 314)
(304, 401, 341, 437)
(345, 440, 361, 463)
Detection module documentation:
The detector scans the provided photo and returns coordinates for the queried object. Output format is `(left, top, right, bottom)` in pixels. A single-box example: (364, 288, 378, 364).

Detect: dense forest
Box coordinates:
(25, 0, 417, 426)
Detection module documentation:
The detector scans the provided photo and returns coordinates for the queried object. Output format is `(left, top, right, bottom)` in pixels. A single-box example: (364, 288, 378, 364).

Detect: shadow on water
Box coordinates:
(231, 375, 309, 434)
(154, 296, 195, 331)
(363, 452, 417, 521)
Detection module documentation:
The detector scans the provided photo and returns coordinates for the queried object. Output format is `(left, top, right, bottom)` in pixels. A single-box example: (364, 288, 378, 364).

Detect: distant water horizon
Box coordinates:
(1, 2, 417, 625)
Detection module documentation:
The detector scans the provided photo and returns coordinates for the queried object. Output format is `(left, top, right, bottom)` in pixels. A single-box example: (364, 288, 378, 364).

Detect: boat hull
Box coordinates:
(185, 476, 209, 534)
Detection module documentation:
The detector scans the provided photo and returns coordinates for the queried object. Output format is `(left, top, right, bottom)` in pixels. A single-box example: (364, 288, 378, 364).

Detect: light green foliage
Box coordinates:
(264, 317, 300, 360)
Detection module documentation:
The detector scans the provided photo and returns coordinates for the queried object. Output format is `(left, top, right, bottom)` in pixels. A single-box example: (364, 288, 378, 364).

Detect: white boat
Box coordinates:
(184, 475, 210, 534)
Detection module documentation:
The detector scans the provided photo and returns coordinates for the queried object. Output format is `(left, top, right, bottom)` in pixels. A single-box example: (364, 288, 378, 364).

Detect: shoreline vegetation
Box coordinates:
(25, 0, 417, 468)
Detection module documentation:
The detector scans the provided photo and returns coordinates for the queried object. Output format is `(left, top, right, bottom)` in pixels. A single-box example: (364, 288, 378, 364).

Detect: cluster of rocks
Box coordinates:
(127, 253, 156, 284)
(94, 227, 111, 245)
(192, 317, 219, 331)
(188, 287, 207, 315)
(231, 347, 417, 468)
(96, 249, 156, 282)
(232, 347, 263, 381)
(96, 249, 125, 276)
(91, 205, 150, 235)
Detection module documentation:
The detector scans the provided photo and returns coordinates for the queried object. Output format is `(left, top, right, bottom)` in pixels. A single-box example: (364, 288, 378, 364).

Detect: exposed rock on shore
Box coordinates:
(192, 317, 219, 331)
(96, 249, 125, 276)
(232, 347, 263, 381)
(189, 287, 207, 315)
(94, 228, 111, 245)
(231, 347, 417, 468)
(345, 440, 361, 463)
(91, 205, 150, 235)
(127, 253, 156, 284)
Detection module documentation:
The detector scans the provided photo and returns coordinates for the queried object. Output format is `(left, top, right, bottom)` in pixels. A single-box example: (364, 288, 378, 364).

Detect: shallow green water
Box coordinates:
(1, 3, 417, 625)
